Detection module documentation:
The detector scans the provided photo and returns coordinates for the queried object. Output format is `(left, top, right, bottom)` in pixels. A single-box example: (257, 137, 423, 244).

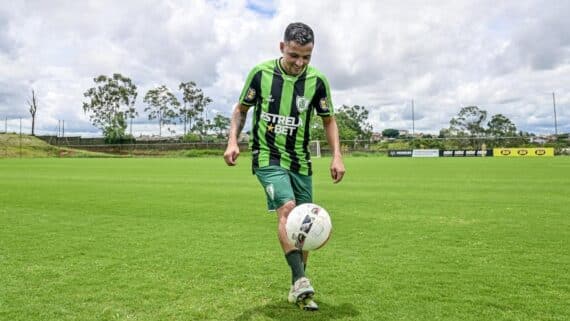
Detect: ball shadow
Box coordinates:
(234, 299, 360, 321)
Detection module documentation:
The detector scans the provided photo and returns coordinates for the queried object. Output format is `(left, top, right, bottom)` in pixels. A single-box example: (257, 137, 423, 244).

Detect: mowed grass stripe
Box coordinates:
(1, 157, 569, 321)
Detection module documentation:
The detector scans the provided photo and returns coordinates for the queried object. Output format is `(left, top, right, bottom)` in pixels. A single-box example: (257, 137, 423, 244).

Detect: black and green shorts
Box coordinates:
(254, 165, 313, 211)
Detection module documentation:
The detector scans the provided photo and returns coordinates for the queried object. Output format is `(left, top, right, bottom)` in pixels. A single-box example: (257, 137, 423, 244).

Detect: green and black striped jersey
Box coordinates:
(239, 58, 334, 176)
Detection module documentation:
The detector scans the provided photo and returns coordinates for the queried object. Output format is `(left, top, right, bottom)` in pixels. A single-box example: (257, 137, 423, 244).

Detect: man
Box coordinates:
(223, 22, 345, 311)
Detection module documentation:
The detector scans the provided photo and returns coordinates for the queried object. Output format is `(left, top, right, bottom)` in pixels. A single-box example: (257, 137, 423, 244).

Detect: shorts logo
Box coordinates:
(319, 98, 329, 111)
(296, 96, 308, 113)
(265, 184, 275, 201)
(245, 87, 256, 102)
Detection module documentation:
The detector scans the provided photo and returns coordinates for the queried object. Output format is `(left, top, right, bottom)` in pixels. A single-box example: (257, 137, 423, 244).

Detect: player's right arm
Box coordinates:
(224, 64, 261, 166)
(223, 103, 250, 166)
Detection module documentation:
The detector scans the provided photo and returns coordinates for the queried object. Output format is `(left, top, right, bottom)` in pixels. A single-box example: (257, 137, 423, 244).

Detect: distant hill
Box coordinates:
(0, 133, 115, 158)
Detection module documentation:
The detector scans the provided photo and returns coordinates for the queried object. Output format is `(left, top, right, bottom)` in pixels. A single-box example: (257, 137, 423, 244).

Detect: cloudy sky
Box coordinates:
(1, 0, 569, 137)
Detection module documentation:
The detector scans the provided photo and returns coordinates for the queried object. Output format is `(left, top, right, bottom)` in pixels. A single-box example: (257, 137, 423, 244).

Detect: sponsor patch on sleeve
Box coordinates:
(319, 98, 329, 112)
(244, 87, 256, 102)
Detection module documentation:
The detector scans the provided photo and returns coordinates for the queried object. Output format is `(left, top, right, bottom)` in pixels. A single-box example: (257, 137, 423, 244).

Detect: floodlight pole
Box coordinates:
(19, 117, 22, 157)
(552, 92, 558, 136)
(411, 99, 415, 136)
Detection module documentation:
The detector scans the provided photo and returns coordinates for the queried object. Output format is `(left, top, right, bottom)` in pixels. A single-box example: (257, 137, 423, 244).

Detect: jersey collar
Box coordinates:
(276, 58, 307, 80)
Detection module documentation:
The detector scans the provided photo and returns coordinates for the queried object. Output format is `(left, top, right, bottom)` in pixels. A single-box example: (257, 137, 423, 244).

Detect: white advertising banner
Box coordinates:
(412, 149, 440, 158)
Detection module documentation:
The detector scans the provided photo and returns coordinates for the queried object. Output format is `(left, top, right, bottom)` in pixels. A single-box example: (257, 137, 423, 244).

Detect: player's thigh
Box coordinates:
(254, 166, 295, 211)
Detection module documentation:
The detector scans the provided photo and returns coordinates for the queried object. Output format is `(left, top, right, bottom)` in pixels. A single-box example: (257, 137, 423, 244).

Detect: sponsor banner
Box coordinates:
(493, 148, 554, 157)
(440, 150, 493, 157)
(412, 149, 439, 158)
(388, 150, 413, 157)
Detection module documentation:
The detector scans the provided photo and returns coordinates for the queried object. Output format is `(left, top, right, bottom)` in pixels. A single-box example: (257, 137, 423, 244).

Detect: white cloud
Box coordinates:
(0, 0, 568, 136)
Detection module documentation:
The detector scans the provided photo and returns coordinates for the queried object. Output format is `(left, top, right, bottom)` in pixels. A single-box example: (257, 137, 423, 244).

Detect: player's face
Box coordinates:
(280, 41, 313, 76)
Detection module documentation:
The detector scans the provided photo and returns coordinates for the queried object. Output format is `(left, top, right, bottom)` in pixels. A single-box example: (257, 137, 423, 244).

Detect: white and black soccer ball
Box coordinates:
(286, 203, 332, 251)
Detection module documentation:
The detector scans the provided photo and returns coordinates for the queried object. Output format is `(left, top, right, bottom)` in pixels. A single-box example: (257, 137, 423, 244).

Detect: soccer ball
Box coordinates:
(286, 203, 332, 251)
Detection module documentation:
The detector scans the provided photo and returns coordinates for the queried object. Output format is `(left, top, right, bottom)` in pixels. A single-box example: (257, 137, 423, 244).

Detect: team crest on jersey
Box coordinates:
(319, 98, 329, 111)
(245, 87, 256, 102)
(296, 96, 308, 113)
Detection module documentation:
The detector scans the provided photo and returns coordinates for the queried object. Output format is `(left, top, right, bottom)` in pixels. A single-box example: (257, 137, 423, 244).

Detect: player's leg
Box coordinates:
(277, 201, 297, 253)
(290, 171, 313, 271)
(287, 171, 318, 310)
(254, 166, 314, 305)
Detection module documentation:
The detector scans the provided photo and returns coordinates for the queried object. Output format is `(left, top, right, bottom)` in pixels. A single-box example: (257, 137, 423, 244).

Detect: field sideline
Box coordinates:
(1, 157, 569, 321)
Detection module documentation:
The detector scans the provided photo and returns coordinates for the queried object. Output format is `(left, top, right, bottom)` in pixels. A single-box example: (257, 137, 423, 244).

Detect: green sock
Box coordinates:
(285, 249, 305, 284)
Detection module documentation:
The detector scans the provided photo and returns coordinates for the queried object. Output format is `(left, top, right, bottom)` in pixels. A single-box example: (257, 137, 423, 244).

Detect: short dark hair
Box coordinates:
(284, 22, 314, 45)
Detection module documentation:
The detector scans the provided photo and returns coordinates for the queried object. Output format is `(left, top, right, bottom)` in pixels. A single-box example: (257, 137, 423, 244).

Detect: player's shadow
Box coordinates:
(234, 300, 360, 321)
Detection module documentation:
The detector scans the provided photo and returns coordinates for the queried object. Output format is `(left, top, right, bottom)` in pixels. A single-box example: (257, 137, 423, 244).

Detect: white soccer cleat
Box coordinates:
(287, 277, 315, 304)
(298, 297, 319, 311)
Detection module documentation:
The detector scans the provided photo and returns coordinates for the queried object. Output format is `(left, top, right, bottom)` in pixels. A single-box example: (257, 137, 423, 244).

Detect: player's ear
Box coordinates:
(280, 41, 285, 53)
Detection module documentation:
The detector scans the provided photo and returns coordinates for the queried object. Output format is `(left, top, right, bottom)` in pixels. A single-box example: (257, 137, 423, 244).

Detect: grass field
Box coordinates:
(0, 134, 116, 158)
(1, 157, 569, 321)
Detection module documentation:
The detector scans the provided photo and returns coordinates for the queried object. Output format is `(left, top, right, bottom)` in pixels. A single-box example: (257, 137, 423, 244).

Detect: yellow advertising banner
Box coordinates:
(493, 148, 554, 157)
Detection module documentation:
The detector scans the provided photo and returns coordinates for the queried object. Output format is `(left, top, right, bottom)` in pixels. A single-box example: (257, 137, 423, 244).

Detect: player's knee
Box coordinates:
(277, 200, 296, 222)
(280, 200, 296, 214)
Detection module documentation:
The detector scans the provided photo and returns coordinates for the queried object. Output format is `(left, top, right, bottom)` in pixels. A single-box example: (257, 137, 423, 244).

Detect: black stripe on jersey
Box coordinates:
(249, 70, 263, 170)
(311, 76, 328, 114)
(265, 64, 283, 166)
(302, 105, 313, 176)
(303, 76, 325, 176)
(286, 71, 307, 173)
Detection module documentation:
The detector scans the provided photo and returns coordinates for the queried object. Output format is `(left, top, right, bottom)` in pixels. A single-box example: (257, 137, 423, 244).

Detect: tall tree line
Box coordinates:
(82, 73, 229, 143)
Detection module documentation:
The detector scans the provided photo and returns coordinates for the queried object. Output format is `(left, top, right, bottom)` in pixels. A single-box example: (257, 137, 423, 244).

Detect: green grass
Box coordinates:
(0, 134, 116, 158)
(1, 157, 569, 321)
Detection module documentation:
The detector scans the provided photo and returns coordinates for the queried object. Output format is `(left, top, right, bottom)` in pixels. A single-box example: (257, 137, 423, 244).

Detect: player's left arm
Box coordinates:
(322, 116, 345, 183)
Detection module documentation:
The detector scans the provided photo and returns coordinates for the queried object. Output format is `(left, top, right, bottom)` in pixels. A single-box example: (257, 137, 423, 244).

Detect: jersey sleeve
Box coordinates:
(311, 75, 334, 117)
(238, 66, 262, 107)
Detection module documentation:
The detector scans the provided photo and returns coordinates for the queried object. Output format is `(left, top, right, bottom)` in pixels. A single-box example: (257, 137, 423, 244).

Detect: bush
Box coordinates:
(184, 149, 223, 157)
(182, 133, 202, 142)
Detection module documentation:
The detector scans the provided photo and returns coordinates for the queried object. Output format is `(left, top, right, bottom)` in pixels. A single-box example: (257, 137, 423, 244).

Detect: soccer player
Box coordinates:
(223, 22, 345, 311)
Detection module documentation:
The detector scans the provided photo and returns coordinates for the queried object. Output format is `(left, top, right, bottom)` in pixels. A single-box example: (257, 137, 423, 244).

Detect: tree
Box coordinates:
(179, 81, 212, 136)
(191, 94, 213, 136)
(337, 105, 373, 142)
(310, 110, 358, 142)
(143, 85, 180, 136)
(382, 128, 399, 138)
(27, 89, 38, 136)
(310, 105, 372, 144)
(179, 81, 198, 135)
(487, 114, 517, 137)
(310, 117, 325, 141)
(335, 111, 360, 141)
(212, 113, 231, 137)
(449, 106, 487, 137)
(83, 74, 138, 143)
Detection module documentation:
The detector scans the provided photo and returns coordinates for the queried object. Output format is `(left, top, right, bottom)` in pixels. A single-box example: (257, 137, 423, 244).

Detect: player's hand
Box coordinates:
(330, 156, 345, 183)
(223, 144, 240, 166)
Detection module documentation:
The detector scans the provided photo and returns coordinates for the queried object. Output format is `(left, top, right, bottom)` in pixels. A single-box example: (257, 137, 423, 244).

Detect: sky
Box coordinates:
(0, 0, 569, 137)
